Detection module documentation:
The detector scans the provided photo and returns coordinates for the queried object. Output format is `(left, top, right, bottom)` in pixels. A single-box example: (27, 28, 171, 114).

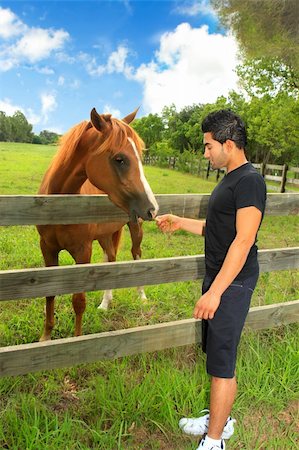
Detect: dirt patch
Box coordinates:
(123, 425, 192, 450)
(52, 375, 80, 413)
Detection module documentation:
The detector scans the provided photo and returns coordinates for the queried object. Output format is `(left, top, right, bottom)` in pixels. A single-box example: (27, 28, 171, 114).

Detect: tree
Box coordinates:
(39, 130, 59, 145)
(245, 93, 299, 165)
(212, 0, 299, 92)
(132, 113, 164, 149)
(10, 111, 33, 143)
(0, 111, 12, 141)
(237, 58, 298, 97)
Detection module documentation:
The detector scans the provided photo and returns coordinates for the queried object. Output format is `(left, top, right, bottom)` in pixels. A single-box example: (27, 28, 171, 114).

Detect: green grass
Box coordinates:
(0, 142, 298, 449)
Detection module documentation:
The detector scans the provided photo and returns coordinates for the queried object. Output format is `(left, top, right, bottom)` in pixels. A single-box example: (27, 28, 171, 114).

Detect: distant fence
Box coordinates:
(0, 193, 298, 377)
(144, 156, 299, 192)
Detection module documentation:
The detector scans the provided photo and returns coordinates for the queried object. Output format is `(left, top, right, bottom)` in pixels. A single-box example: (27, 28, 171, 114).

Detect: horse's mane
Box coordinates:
(97, 118, 144, 157)
(45, 120, 91, 180)
(44, 117, 144, 183)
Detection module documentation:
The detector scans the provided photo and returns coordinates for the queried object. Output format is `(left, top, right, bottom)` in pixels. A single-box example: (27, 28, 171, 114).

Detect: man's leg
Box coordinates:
(207, 376, 237, 439)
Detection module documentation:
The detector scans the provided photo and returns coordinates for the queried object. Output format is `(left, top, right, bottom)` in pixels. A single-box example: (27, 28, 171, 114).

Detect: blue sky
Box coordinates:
(0, 1, 240, 134)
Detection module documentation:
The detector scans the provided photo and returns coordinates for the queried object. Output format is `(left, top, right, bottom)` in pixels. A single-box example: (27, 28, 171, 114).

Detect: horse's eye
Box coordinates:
(115, 157, 125, 165)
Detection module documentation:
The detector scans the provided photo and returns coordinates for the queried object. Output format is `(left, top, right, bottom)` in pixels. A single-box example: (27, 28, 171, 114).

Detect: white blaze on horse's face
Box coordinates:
(128, 137, 159, 219)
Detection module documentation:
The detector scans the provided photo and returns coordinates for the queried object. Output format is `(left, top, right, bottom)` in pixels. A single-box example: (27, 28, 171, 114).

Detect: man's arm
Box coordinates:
(193, 206, 262, 320)
(156, 214, 205, 236)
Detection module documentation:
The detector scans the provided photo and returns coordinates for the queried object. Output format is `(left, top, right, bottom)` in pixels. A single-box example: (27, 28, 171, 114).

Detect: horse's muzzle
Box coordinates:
(129, 197, 159, 222)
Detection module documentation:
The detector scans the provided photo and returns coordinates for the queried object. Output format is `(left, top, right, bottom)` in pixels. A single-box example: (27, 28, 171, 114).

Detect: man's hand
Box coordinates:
(155, 214, 181, 233)
(193, 290, 221, 320)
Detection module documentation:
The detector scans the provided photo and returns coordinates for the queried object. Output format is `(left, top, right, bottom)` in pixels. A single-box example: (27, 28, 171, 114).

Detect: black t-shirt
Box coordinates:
(205, 162, 267, 280)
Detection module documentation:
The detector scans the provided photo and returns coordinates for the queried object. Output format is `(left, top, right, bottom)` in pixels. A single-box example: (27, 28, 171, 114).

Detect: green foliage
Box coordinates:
(0, 110, 33, 143)
(0, 110, 60, 145)
(237, 58, 299, 97)
(212, 0, 299, 90)
(38, 130, 60, 145)
(132, 113, 164, 149)
(244, 93, 299, 164)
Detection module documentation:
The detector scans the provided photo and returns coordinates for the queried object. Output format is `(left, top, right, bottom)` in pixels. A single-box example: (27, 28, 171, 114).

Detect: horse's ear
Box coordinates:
(122, 107, 140, 124)
(90, 108, 112, 133)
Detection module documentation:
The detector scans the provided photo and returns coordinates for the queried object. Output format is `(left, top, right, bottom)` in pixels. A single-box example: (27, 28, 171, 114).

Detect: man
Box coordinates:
(156, 110, 266, 450)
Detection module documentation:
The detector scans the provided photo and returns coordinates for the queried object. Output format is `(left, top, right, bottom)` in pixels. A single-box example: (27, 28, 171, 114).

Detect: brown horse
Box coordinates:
(37, 108, 158, 340)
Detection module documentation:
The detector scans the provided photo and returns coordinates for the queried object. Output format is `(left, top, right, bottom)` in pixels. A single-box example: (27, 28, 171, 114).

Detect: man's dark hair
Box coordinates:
(201, 109, 247, 149)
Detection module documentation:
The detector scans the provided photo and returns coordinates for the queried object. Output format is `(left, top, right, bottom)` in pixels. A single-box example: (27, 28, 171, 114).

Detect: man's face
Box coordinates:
(203, 132, 228, 170)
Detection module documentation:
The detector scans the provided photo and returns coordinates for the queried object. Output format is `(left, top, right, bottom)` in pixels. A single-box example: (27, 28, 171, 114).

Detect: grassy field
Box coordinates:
(0, 142, 298, 449)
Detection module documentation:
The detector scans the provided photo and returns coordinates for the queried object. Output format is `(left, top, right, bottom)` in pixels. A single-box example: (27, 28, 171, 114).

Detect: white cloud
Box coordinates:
(26, 108, 40, 125)
(0, 98, 24, 115)
(0, 7, 69, 71)
(174, 0, 217, 18)
(0, 98, 40, 125)
(84, 45, 130, 77)
(103, 104, 121, 118)
(41, 92, 57, 123)
(11, 28, 69, 63)
(0, 93, 59, 127)
(0, 7, 26, 39)
(36, 66, 55, 75)
(58, 76, 65, 86)
(130, 23, 240, 114)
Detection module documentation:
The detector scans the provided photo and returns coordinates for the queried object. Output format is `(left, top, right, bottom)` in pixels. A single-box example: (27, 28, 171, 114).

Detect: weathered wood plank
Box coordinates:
(264, 193, 299, 215)
(0, 248, 298, 302)
(245, 300, 299, 330)
(0, 195, 129, 225)
(0, 300, 298, 377)
(266, 164, 284, 170)
(265, 175, 282, 182)
(287, 178, 299, 186)
(0, 193, 298, 225)
(0, 255, 206, 301)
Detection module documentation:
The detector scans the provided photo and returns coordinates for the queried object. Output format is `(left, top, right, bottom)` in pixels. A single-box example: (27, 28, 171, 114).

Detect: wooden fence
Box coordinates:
(0, 193, 298, 377)
(144, 156, 299, 192)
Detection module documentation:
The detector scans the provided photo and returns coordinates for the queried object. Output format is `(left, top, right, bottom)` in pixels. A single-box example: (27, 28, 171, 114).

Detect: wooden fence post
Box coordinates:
(206, 161, 210, 179)
(280, 164, 288, 193)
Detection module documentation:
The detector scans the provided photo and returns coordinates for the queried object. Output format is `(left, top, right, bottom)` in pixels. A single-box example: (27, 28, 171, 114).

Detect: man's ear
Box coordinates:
(225, 139, 235, 152)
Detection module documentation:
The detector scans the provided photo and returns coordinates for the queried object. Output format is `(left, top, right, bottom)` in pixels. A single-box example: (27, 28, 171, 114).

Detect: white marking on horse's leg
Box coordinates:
(134, 255, 147, 302)
(137, 286, 147, 301)
(98, 289, 113, 310)
(98, 253, 113, 310)
(128, 137, 159, 217)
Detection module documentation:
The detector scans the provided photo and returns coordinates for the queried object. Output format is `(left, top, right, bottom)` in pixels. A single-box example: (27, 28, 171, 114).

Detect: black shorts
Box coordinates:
(201, 272, 259, 378)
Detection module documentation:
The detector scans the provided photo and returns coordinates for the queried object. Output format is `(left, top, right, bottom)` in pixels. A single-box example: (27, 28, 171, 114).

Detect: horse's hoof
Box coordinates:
(39, 335, 51, 342)
(98, 303, 109, 310)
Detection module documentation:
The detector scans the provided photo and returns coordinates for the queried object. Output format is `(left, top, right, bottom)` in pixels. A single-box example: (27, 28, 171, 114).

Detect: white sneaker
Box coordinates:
(196, 435, 226, 450)
(179, 409, 236, 439)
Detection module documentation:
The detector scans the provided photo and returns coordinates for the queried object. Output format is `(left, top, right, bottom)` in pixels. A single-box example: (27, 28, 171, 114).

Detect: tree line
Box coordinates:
(132, 90, 298, 166)
(0, 111, 59, 145)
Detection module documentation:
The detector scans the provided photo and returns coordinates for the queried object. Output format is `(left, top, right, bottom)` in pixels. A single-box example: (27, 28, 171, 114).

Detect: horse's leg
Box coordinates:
(127, 221, 147, 301)
(69, 244, 92, 336)
(97, 251, 113, 310)
(39, 239, 59, 341)
(97, 232, 120, 310)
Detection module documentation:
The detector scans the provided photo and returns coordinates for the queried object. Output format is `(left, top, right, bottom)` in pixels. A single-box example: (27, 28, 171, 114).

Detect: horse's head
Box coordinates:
(84, 108, 159, 221)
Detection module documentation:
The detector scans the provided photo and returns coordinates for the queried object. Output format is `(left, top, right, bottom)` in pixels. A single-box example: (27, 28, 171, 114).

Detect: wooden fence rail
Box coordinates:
(0, 193, 298, 225)
(0, 193, 298, 377)
(0, 247, 298, 302)
(1, 300, 298, 377)
(144, 156, 299, 192)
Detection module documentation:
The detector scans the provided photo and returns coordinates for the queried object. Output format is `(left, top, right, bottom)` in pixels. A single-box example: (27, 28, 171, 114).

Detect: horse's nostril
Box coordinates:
(147, 208, 156, 220)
